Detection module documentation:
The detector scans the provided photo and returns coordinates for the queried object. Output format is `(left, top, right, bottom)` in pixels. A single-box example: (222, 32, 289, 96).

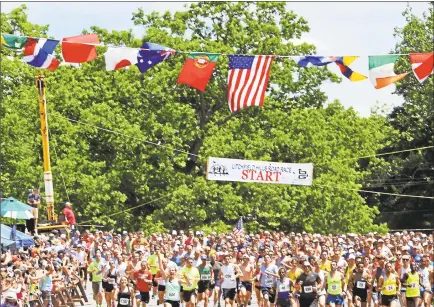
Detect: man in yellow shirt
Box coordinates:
(148, 247, 160, 299)
(88, 250, 105, 307)
(378, 262, 400, 307)
(181, 256, 200, 307)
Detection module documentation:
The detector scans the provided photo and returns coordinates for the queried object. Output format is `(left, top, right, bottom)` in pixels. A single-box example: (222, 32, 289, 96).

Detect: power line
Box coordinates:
(56, 115, 434, 166)
(55, 114, 199, 158)
(362, 182, 433, 188)
(378, 209, 434, 214)
(53, 114, 433, 200)
(77, 194, 171, 225)
(333, 145, 434, 163)
(314, 184, 434, 200)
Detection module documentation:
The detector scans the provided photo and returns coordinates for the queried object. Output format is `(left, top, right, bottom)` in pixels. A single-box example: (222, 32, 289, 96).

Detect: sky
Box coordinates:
(1, 1, 431, 117)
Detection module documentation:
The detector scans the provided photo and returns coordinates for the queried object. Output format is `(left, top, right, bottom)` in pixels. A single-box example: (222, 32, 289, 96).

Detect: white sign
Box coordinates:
(206, 157, 313, 186)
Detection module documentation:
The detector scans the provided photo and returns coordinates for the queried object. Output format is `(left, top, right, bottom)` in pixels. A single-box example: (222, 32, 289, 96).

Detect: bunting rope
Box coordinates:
(1, 32, 413, 57)
(3, 32, 432, 97)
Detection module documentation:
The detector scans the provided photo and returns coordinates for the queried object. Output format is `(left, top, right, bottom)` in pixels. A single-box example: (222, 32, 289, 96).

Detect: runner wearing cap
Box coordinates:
(197, 254, 213, 307)
(324, 260, 346, 307)
(2, 293, 19, 307)
(377, 261, 400, 307)
(27, 265, 41, 307)
(238, 254, 254, 307)
(295, 261, 322, 307)
(401, 262, 420, 307)
(274, 267, 292, 307)
(399, 254, 411, 307)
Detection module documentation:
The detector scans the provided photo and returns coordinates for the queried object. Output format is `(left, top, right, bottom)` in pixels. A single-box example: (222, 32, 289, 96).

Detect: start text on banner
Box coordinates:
(206, 157, 313, 186)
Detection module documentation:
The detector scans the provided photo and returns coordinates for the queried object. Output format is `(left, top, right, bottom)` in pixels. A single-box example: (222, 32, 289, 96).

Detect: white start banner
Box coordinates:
(206, 157, 313, 186)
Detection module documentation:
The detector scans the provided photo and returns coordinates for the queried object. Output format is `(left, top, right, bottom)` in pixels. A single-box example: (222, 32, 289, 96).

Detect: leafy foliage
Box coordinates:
(1, 3, 394, 234)
(363, 4, 434, 229)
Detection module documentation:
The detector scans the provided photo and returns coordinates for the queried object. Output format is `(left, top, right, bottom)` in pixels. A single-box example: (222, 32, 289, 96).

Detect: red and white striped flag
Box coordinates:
(233, 217, 244, 236)
(227, 55, 274, 113)
(409, 53, 433, 83)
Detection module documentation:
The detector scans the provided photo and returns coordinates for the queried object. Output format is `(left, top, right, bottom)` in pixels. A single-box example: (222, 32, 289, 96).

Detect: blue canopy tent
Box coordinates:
(0, 224, 34, 248)
(0, 237, 15, 248)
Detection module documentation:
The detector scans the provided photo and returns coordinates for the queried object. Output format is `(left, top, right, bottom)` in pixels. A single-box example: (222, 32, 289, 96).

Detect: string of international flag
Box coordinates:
(2, 33, 433, 113)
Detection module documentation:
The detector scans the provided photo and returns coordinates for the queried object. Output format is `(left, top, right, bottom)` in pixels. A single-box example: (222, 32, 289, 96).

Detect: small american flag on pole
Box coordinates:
(227, 55, 274, 113)
(233, 217, 244, 236)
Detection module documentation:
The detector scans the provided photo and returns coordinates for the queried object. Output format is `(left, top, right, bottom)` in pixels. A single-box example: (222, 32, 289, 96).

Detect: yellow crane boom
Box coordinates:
(35, 73, 56, 222)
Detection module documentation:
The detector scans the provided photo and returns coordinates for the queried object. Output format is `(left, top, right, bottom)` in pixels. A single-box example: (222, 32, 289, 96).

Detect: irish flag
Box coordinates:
(369, 55, 408, 89)
(177, 52, 219, 92)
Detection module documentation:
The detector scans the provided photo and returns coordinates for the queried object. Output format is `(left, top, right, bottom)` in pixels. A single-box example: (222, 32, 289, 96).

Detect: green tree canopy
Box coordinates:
(1, 3, 394, 234)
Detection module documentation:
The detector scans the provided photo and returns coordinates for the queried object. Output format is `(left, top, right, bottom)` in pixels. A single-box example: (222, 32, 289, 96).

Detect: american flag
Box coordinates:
(233, 217, 244, 236)
(227, 55, 274, 113)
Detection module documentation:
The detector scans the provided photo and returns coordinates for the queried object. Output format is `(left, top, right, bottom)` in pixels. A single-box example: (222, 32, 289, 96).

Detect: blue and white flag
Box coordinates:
(136, 42, 175, 73)
(294, 56, 337, 67)
(23, 38, 60, 70)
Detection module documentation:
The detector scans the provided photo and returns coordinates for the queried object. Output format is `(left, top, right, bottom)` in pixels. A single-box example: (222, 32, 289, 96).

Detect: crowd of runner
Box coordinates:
(1, 229, 433, 307)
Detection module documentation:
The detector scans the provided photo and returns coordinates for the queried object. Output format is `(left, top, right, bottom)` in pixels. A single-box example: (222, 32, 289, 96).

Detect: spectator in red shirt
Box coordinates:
(134, 261, 153, 307)
(63, 202, 76, 233)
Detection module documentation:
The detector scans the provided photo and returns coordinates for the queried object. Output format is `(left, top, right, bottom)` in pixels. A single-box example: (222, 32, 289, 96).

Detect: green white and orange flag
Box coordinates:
(368, 55, 408, 89)
(177, 52, 219, 92)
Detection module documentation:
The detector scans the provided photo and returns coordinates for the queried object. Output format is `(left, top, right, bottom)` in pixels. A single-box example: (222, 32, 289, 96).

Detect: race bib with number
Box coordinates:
(119, 298, 130, 305)
(108, 278, 115, 284)
(331, 284, 338, 291)
(409, 282, 418, 289)
(265, 276, 274, 285)
(304, 286, 313, 293)
(201, 274, 210, 281)
(279, 283, 289, 292)
(168, 292, 176, 297)
(386, 285, 395, 291)
(356, 281, 366, 289)
(224, 274, 232, 279)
